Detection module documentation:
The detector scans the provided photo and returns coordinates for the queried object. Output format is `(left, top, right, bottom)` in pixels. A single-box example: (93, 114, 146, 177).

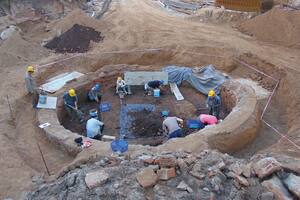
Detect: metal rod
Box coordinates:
(36, 141, 51, 176)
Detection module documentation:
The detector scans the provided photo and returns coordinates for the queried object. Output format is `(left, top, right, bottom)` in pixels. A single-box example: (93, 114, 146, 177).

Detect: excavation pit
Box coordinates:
(59, 80, 233, 146)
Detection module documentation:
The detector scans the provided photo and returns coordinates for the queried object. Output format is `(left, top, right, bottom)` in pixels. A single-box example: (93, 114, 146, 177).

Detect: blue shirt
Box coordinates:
(63, 93, 77, 107)
(88, 86, 101, 101)
(206, 95, 221, 107)
(86, 118, 104, 138)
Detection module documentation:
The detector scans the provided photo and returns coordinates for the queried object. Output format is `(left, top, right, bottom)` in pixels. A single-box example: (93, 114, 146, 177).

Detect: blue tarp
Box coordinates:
(162, 65, 227, 95)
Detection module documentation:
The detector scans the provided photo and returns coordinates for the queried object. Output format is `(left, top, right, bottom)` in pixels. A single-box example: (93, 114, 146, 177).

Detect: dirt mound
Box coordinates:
(44, 24, 104, 53)
(46, 9, 103, 35)
(237, 7, 300, 48)
(130, 109, 163, 138)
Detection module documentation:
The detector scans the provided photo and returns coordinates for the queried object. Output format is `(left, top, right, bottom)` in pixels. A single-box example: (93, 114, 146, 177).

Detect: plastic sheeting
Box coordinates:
(162, 65, 227, 95)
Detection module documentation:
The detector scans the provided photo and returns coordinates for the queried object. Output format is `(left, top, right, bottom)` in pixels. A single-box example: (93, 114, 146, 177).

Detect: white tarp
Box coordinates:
(40, 71, 84, 93)
(36, 96, 57, 110)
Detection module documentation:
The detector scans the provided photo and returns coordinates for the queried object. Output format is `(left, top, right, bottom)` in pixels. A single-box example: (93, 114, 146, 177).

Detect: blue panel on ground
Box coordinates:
(120, 104, 155, 139)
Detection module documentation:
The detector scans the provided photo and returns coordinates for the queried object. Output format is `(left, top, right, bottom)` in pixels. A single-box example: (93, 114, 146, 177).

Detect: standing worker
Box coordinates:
(88, 83, 102, 103)
(206, 89, 221, 119)
(162, 111, 184, 139)
(63, 89, 84, 123)
(86, 110, 104, 140)
(144, 80, 164, 95)
(24, 65, 38, 107)
(116, 77, 128, 94)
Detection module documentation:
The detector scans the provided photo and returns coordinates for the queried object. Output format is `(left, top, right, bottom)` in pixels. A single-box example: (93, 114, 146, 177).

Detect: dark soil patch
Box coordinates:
(44, 24, 104, 53)
(129, 109, 163, 138)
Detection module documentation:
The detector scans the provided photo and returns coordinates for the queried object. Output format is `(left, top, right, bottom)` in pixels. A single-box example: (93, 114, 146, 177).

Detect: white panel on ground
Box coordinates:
(37, 96, 57, 109)
(170, 83, 184, 101)
(124, 71, 168, 85)
(40, 71, 84, 93)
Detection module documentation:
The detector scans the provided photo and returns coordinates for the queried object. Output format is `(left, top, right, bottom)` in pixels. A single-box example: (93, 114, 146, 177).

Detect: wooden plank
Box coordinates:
(170, 83, 184, 101)
(124, 71, 168, 86)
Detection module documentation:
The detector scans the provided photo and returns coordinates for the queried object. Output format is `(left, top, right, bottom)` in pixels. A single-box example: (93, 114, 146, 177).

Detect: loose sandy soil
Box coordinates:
(1, 0, 300, 199)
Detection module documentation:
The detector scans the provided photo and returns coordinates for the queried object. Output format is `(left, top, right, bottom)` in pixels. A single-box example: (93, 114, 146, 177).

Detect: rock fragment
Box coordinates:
(136, 168, 158, 188)
(262, 176, 293, 200)
(85, 170, 109, 189)
(157, 167, 176, 180)
(253, 157, 281, 179)
(283, 173, 300, 198)
(177, 181, 193, 193)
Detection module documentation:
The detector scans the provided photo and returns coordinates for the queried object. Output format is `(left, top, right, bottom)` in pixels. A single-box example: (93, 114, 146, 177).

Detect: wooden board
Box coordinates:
(124, 71, 168, 86)
(170, 83, 184, 101)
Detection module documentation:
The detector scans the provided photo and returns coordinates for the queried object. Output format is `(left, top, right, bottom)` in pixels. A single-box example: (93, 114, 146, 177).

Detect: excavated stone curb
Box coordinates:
(37, 74, 259, 158)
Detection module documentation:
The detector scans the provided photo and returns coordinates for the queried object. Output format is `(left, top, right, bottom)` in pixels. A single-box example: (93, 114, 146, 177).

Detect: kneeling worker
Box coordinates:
(144, 80, 164, 95)
(63, 89, 84, 123)
(199, 114, 218, 126)
(86, 110, 104, 140)
(162, 111, 184, 139)
(88, 83, 102, 103)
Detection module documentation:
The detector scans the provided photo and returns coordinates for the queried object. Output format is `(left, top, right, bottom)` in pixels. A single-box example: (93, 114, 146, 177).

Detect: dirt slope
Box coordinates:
(1, 0, 300, 198)
(238, 7, 300, 48)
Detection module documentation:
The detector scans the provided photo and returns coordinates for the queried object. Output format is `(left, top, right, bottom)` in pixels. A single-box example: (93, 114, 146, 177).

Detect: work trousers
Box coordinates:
(168, 129, 183, 139)
(209, 106, 220, 119)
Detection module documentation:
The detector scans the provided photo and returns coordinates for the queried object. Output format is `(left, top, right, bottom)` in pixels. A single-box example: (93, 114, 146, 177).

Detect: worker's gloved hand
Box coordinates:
(206, 104, 208, 108)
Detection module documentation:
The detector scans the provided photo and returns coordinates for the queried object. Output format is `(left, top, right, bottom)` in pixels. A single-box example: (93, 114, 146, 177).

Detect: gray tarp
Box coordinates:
(162, 65, 227, 95)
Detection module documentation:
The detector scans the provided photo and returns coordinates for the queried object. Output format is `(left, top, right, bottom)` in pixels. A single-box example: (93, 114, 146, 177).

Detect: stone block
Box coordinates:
(177, 181, 193, 193)
(136, 168, 158, 188)
(283, 173, 300, 198)
(242, 163, 253, 178)
(177, 158, 188, 174)
(253, 157, 282, 179)
(85, 170, 109, 189)
(157, 168, 176, 180)
(235, 175, 249, 187)
(262, 176, 292, 200)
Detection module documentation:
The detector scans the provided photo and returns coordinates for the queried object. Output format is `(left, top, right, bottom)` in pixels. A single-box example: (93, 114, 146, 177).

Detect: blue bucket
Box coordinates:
(111, 139, 128, 153)
(38, 94, 47, 104)
(153, 89, 160, 98)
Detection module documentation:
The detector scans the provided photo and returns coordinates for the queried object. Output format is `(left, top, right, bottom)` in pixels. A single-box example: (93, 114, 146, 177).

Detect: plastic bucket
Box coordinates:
(111, 139, 128, 153)
(153, 89, 160, 98)
(38, 94, 47, 104)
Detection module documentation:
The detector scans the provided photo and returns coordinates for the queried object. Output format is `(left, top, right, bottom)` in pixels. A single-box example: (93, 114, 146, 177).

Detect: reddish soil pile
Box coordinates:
(238, 7, 300, 48)
(45, 24, 104, 53)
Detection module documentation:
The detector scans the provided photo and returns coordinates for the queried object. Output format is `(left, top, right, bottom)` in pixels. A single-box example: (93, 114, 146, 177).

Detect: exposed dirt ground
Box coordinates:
(1, 0, 300, 199)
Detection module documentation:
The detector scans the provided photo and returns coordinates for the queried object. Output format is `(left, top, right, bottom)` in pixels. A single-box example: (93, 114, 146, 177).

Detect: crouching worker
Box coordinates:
(199, 114, 218, 126)
(116, 77, 129, 94)
(63, 89, 84, 123)
(88, 83, 102, 103)
(144, 80, 164, 95)
(162, 111, 184, 139)
(206, 89, 221, 119)
(86, 110, 104, 140)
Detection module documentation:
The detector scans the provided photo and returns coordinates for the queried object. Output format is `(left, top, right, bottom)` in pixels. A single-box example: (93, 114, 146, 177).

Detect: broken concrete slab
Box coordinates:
(262, 176, 293, 200)
(253, 157, 282, 179)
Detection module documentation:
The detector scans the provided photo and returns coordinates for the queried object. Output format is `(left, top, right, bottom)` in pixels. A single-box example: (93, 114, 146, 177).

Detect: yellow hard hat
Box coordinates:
(117, 77, 122, 81)
(69, 89, 76, 97)
(27, 66, 34, 73)
(208, 90, 215, 97)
